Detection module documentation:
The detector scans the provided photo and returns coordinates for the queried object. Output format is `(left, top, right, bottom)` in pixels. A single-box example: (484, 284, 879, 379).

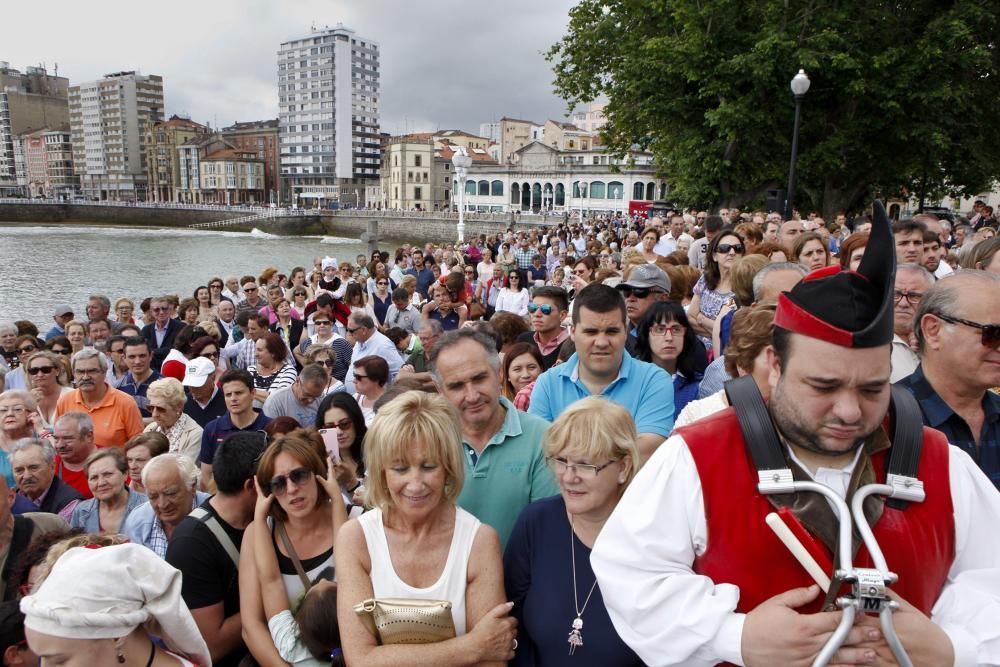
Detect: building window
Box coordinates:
(414, 186, 422, 200)
(415, 155, 422, 167)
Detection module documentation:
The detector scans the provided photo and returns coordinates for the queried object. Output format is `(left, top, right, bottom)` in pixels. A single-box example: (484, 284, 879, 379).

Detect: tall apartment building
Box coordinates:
(278, 24, 381, 208)
(144, 115, 209, 202)
(20, 127, 75, 198)
(69, 71, 164, 200)
(478, 122, 500, 142)
(221, 119, 280, 204)
(0, 62, 69, 195)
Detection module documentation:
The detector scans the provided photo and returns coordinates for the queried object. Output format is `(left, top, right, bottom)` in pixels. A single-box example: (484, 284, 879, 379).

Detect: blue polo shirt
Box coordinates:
(199, 411, 272, 466)
(119, 370, 162, 417)
(529, 351, 675, 437)
(457, 397, 558, 548)
(896, 365, 1000, 489)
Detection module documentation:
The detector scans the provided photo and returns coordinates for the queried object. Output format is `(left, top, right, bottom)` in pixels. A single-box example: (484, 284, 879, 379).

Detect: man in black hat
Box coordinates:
(592, 202, 1000, 666)
(615, 263, 671, 339)
(0, 600, 37, 666)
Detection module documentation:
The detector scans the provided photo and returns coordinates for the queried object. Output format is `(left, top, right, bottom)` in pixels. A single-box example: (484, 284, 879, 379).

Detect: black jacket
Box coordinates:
(141, 318, 184, 371)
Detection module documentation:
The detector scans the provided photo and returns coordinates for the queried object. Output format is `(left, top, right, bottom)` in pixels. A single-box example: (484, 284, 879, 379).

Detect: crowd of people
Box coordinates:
(0, 199, 997, 666)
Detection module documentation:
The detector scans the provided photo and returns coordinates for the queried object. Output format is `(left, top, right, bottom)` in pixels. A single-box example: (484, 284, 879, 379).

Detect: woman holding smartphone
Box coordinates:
(314, 392, 368, 511)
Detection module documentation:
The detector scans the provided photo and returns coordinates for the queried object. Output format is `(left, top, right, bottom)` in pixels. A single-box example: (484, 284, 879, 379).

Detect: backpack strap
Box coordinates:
(724, 375, 794, 493)
(884, 385, 926, 510)
(190, 507, 240, 568)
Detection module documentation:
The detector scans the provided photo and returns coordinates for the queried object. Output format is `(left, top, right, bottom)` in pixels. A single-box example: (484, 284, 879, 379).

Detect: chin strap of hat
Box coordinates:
(725, 375, 924, 667)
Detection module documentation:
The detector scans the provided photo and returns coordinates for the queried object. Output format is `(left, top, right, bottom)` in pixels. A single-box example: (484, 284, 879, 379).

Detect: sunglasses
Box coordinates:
(50, 348, 70, 355)
(353, 373, 369, 381)
(313, 320, 332, 326)
(527, 303, 553, 315)
(936, 314, 1000, 348)
(346, 327, 362, 334)
(27, 365, 55, 375)
(509, 275, 519, 280)
(318, 359, 336, 367)
(269, 467, 313, 495)
(18, 345, 36, 353)
(244, 287, 258, 292)
(377, 281, 388, 286)
(323, 417, 353, 431)
(200, 350, 220, 360)
(716, 243, 745, 255)
(618, 286, 656, 299)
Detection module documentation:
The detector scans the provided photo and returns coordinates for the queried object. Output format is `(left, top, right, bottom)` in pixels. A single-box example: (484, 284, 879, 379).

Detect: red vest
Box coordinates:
(681, 407, 955, 616)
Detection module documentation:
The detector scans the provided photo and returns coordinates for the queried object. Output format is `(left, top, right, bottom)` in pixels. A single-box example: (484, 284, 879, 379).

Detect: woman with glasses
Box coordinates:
(303, 344, 346, 394)
(289, 287, 309, 318)
(142, 377, 203, 463)
(495, 271, 530, 318)
(240, 430, 337, 665)
(314, 392, 367, 507)
(688, 228, 745, 349)
(370, 276, 393, 328)
(270, 298, 305, 356)
(70, 448, 146, 534)
(351, 355, 388, 426)
(113, 298, 136, 326)
(207, 277, 226, 307)
(366, 262, 390, 299)
(25, 350, 70, 429)
(2, 336, 41, 391)
(295, 311, 351, 381)
(504, 396, 643, 666)
(63, 320, 88, 355)
(0, 390, 39, 484)
(634, 302, 707, 420)
(45, 336, 72, 357)
(285, 266, 313, 302)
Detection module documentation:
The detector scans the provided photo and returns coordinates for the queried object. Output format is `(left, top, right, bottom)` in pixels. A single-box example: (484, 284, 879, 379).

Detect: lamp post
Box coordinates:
(452, 147, 472, 242)
(579, 180, 588, 221)
(784, 69, 810, 221)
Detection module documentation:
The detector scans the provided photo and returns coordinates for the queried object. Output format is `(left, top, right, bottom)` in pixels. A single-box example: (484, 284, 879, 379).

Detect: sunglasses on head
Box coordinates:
(936, 313, 1000, 348)
(527, 303, 553, 315)
(716, 243, 745, 255)
(269, 467, 313, 495)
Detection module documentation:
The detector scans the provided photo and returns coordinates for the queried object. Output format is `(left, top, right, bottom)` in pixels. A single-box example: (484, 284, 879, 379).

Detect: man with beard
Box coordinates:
(592, 202, 1000, 666)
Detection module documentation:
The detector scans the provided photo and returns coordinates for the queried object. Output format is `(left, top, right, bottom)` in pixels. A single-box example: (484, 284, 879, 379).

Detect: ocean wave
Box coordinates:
(321, 236, 359, 244)
(0, 224, 289, 240)
(249, 228, 280, 239)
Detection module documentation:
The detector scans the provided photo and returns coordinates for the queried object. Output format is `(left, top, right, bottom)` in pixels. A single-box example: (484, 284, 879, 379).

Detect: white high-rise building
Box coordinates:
(68, 71, 164, 200)
(278, 23, 381, 207)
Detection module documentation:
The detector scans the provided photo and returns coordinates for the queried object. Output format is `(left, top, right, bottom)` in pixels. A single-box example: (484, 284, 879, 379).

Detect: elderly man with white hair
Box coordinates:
(120, 453, 208, 558)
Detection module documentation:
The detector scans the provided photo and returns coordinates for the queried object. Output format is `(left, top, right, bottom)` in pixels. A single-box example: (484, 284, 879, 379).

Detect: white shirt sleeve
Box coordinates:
(932, 446, 1000, 666)
(591, 435, 746, 667)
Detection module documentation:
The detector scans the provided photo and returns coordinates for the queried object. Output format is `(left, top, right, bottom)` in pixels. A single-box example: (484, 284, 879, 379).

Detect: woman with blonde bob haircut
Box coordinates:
(504, 397, 644, 665)
(336, 391, 518, 666)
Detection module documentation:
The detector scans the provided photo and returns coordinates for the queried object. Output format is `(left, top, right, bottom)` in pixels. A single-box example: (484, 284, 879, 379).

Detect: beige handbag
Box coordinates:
(353, 597, 456, 645)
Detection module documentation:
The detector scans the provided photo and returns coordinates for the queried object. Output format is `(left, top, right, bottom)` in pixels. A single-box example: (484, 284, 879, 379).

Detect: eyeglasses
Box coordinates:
(546, 456, 619, 479)
(346, 327, 362, 334)
(151, 306, 169, 312)
(318, 359, 336, 368)
(210, 284, 223, 289)
(716, 243, 745, 255)
(244, 287, 258, 292)
(509, 275, 519, 280)
(323, 417, 353, 431)
(269, 467, 313, 495)
(377, 281, 388, 286)
(650, 323, 685, 337)
(18, 345, 36, 354)
(0, 406, 27, 416)
(51, 348, 70, 355)
(200, 350, 220, 360)
(618, 286, 657, 299)
(893, 290, 924, 306)
(313, 320, 332, 326)
(935, 313, 1000, 348)
(27, 365, 55, 375)
(528, 303, 554, 315)
(353, 373, 369, 381)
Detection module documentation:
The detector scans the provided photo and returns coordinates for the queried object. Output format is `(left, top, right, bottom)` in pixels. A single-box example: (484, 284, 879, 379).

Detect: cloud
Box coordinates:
(3, 0, 579, 134)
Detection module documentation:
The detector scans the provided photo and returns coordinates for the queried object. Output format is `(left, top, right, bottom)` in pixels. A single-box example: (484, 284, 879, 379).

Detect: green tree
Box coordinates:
(548, 0, 1000, 218)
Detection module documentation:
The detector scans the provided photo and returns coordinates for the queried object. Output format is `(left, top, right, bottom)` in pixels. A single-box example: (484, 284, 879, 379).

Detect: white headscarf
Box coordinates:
(21, 543, 211, 666)
(321, 256, 338, 271)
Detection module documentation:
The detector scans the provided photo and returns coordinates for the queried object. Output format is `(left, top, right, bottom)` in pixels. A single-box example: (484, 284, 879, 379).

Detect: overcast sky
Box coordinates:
(3, 0, 582, 135)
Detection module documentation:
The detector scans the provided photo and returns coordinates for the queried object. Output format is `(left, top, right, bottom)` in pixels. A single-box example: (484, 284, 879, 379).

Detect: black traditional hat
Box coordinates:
(774, 200, 895, 347)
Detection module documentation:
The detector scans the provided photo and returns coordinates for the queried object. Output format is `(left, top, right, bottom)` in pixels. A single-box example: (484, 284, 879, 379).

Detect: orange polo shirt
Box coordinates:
(55, 386, 144, 448)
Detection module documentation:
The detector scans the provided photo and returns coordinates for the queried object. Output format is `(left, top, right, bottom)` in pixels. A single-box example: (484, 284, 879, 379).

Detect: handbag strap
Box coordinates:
(274, 519, 313, 592)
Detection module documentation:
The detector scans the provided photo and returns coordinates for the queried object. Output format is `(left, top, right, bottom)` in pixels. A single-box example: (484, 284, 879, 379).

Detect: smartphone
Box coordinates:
(319, 429, 341, 462)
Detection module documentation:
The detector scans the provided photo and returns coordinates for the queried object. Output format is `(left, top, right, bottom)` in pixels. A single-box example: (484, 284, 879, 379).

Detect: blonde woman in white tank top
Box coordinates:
(335, 391, 519, 665)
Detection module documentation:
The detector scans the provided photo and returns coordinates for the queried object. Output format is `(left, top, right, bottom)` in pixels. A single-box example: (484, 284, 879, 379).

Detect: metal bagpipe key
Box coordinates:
(756, 469, 925, 667)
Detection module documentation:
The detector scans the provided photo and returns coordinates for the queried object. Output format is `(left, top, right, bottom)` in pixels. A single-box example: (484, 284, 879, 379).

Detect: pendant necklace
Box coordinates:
(567, 515, 598, 655)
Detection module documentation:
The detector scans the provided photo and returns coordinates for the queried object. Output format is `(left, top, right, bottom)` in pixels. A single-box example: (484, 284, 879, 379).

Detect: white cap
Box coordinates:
(182, 357, 215, 387)
(321, 256, 338, 270)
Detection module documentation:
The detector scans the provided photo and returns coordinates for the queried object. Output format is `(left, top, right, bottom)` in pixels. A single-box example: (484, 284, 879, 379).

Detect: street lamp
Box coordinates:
(579, 180, 588, 221)
(784, 69, 810, 221)
(452, 147, 472, 242)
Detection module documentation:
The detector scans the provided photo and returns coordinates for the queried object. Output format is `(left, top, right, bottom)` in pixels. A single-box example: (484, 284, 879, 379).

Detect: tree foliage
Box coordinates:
(548, 0, 1000, 217)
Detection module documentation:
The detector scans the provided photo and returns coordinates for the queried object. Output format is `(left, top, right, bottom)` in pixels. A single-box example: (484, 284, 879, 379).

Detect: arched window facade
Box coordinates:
(465, 181, 476, 195)
(589, 181, 606, 199)
(491, 180, 503, 196)
(608, 181, 624, 199)
(555, 183, 565, 206)
(645, 182, 655, 200)
(633, 182, 646, 200)
(511, 182, 521, 205)
(478, 180, 489, 196)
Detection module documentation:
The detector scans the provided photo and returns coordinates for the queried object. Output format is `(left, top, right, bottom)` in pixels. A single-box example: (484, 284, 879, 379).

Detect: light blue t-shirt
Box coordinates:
(529, 351, 675, 437)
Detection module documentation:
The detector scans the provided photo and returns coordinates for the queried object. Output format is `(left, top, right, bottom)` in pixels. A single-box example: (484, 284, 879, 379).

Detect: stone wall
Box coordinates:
(317, 215, 512, 244)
